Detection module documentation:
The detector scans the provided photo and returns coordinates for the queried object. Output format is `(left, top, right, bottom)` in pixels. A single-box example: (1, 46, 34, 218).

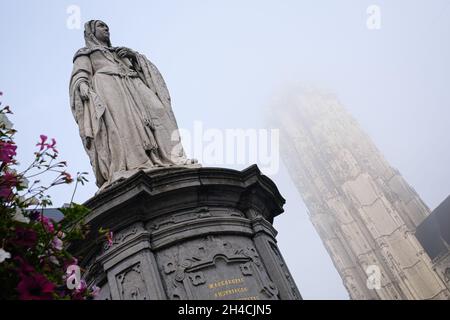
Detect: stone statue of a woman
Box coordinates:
(70, 20, 196, 189)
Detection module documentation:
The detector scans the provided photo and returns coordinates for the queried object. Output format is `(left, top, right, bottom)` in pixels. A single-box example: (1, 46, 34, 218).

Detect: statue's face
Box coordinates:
(94, 21, 110, 44)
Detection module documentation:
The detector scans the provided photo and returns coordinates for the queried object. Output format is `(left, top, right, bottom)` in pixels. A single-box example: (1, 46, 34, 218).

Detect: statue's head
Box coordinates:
(84, 20, 111, 47)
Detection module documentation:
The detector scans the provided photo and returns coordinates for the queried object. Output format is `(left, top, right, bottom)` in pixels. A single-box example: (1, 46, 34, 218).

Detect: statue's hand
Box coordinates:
(79, 82, 90, 102)
(85, 137, 93, 150)
(184, 158, 198, 165)
(116, 47, 136, 59)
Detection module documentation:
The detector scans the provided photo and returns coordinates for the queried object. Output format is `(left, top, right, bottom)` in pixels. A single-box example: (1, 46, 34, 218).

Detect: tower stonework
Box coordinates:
(73, 166, 301, 300)
(271, 89, 450, 299)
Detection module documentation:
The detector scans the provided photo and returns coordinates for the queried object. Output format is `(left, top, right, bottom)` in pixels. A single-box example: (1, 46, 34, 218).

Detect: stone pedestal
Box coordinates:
(74, 165, 301, 300)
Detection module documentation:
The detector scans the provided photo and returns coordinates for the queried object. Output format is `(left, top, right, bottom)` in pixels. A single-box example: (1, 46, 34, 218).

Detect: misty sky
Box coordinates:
(1, 0, 450, 299)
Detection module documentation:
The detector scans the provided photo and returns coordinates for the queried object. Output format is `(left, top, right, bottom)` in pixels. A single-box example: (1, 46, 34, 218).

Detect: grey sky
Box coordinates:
(1, 0, 449, 299)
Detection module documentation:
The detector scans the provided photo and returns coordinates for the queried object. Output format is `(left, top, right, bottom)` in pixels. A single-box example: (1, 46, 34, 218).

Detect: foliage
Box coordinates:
(0, 92, 98, 300)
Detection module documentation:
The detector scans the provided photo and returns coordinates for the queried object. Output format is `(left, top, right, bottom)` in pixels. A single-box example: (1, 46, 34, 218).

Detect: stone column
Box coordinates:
(72, 165, 301, 300)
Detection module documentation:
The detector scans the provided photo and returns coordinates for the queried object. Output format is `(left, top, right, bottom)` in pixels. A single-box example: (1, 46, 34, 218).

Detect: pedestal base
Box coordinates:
(74, 165, 301, 300)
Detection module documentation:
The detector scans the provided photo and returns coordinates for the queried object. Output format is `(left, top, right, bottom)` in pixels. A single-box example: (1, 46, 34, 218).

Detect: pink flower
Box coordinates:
(106, 231, 113, 247)
(38, 214, 54, 233)
(0, 171, 17, 199)
(78, 280, 87, 291)
(13, 227, 38, 248)
(0, 185, 12, 199)
(29, 210, 40, 221)
(2, 171, 17, 184)
(91, 285, 101, 297)
(47, 138, 58, 153)
(71, 280, 88, 300)
(52, 236, 63, 251)
(0, 141, 17, 163)
(36, 135, 48, 151)
(49, 255, 60, 265)
(14, 256, 35, 273)
(35, 135, 59, 154)
(17, 272, 56, 300)
(63, 257, 78, 270)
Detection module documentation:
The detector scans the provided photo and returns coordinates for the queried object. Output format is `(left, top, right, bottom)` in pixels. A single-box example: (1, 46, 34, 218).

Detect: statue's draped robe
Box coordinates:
(69, 46, 187, 187)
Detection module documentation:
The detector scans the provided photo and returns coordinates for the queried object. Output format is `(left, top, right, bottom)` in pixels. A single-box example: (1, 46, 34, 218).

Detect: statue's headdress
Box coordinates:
(84, 20, 112, 48)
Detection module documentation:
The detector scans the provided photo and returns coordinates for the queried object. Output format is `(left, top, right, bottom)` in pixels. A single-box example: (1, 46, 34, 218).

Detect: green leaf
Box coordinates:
(59, 203, 90, 227)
